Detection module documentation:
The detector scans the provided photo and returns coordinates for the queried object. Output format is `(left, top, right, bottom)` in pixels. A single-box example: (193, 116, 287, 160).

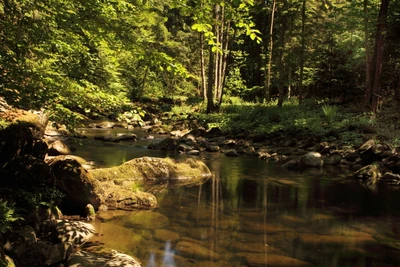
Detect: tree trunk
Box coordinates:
(364, 0, 372, 106)
(200, 32, 207, 100)
(207, 46, 216, 113)
(370, 0, 389, 114)
(264, 0, 276, 102)
(277, 5, 287, 108)
(298, 0, 306, 104)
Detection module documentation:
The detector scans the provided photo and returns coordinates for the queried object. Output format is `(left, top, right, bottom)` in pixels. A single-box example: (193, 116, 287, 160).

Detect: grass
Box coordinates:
(187, 97, 382, 146)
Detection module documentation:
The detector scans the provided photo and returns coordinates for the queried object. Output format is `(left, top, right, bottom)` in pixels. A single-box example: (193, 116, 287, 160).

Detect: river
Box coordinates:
(69, 127, 400, 267)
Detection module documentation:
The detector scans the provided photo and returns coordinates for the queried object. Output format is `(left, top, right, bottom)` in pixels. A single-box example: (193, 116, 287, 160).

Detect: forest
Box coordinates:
(1, 1, 400, 266)
(1, 0, 399, 129)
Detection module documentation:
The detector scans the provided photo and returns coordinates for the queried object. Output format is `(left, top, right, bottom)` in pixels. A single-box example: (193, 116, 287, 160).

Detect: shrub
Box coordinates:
(0, 200, 22, 234)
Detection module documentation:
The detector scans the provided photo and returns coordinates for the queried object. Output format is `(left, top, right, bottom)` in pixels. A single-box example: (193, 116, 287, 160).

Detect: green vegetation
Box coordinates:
(0, 200, 22, 234)
(0, 0, 398, 139)
(0, 118, 9, 130)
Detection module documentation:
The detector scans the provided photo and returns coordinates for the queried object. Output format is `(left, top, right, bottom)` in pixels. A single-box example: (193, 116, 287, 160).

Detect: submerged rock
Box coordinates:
(236, 252, 314, 267)
(122, 211, 169, 229)
(175, 240, 221, 261)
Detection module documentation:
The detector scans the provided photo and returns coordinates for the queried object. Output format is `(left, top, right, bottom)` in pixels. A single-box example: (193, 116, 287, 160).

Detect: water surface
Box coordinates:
(72, 129, 400, 267)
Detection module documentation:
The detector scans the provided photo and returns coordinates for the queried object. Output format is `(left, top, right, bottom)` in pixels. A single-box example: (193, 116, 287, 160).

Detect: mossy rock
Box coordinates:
(89, 157, 212, 186)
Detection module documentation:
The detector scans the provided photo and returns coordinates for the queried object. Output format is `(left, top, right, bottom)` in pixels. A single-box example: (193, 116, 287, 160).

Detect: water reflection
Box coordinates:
(77, 142, 400, 266)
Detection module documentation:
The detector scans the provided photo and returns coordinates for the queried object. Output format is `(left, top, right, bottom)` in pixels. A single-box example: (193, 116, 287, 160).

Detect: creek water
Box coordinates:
(70, 128, 400, 267)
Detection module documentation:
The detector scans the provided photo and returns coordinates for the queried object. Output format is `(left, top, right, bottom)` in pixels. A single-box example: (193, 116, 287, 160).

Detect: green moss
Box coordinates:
(90, 157, 212, 188)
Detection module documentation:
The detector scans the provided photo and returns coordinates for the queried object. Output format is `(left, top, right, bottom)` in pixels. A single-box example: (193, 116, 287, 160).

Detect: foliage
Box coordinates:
(321, 104, 338, 123)
(0, 118, 9, 130)
(0, 200, 22, 234)
(168, 104, 195, 119)
(117, 108, 145, 126)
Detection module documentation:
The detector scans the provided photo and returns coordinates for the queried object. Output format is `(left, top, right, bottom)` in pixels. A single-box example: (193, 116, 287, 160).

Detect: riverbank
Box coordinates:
(1, 96, 400, 266)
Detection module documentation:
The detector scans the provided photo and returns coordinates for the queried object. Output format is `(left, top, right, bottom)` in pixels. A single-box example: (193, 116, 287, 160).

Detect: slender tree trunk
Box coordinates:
(370, 0, 389, 114)
(364, 0, 372, 106)
(207, 46, 216, 113)
(264, 0, 276, 102)
(200, 32, 207, 100)
(298, 0, 306, 104)
(277, 7, 287, 108)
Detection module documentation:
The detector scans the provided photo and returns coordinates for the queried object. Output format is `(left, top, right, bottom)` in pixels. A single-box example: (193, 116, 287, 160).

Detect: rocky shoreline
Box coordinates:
(0, 100, 212, 266)
(1, 97, 400, 266)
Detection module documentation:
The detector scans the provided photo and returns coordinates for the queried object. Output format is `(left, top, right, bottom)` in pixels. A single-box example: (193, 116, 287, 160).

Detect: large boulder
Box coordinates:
(48, 157, 104, 212)
(89, 157, 212, 187)
(48, 157, 157, 212)
(98, 181, 157, 210)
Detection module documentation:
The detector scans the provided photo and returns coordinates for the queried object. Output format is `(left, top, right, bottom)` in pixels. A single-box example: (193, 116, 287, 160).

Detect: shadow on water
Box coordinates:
(72, 131, 400, 267)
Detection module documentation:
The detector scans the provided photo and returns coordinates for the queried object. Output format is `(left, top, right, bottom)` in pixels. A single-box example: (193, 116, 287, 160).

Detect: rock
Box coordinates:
(324, 152, 342, 165)
(175, 240, 221, 261)
(358, 139, 395, 165)
(379, 172, 400, 186)
(122, 211, 169, 229)
(230, 242, 276, 253)
(48, 157, 103, 211)
(186, 227, 215, 240)
(281, 159, 302, 170)
(48, 139, 71, 156)
(352, 163, 385, 185)
(296, 233, 376, 248)
(85, 204, 96, 221)
(300, 152, 323, 167)
(115, 133, 137, 141)
(89, 157, 212, 187)
(236, 253, 314, 267)
(99, 182, 157, 210)
(383, 154, 400, 174)
(97, 121, 115, 129)
(54, 219, 95, 245)
(90, 222, 142, 252)
(240, 221, 291, 235)
(3, 226, 37, 258)
(148, 137, 179, 150)
(344, 152, 360, 163)
(153, 229, 180, 243)
(205, 144, 220, 152)
(224, 149, 239, 157)
(183, 128, 207, 138)
(17, 241, 74, 267)
(67, 250, 142, 267)
(177, 143, 193, 152)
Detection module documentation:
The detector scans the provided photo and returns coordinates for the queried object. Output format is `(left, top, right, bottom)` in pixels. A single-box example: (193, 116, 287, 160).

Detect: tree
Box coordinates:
(368, 0, 390, 114)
